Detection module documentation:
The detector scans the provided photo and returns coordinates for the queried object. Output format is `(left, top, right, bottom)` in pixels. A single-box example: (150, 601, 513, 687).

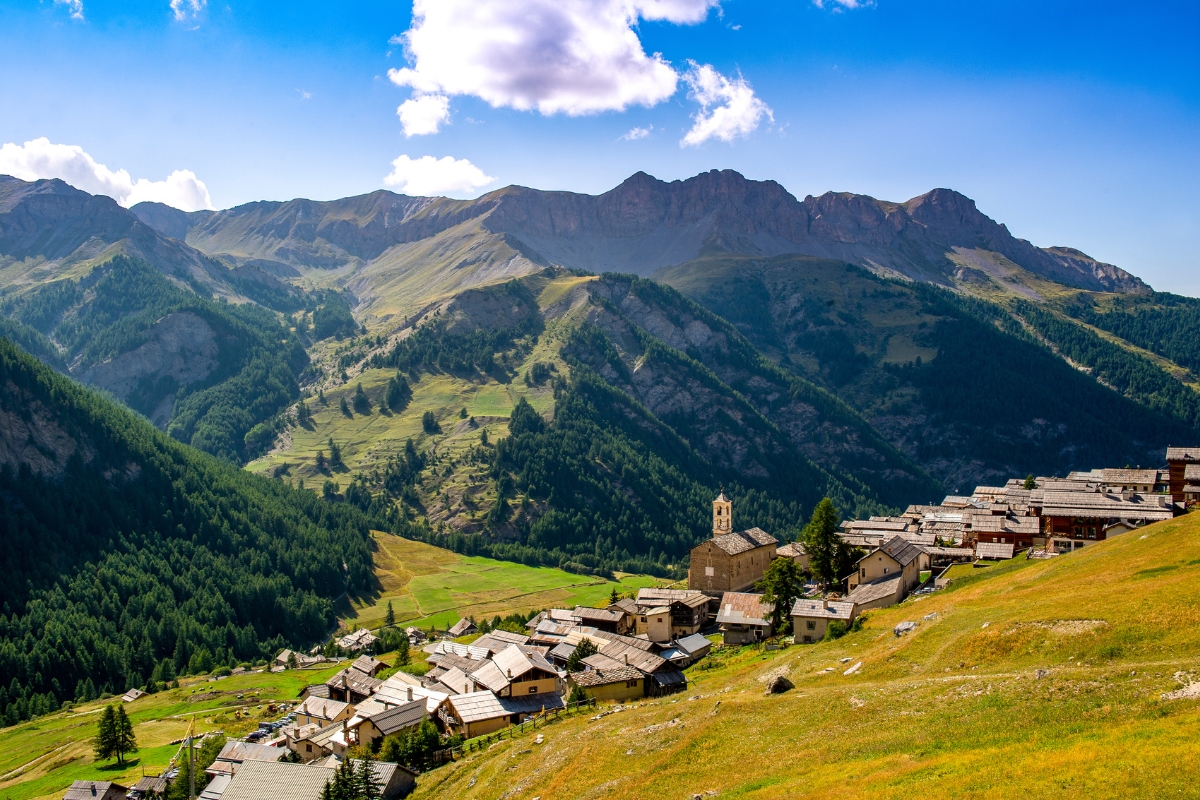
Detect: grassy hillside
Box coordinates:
(412, 511, 1200, 799)
(341, 533, 662, 631)
(0, 663, 348, 800)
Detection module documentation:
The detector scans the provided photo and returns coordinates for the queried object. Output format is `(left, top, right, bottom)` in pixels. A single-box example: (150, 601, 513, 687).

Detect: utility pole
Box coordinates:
(188, 714, 196, 800)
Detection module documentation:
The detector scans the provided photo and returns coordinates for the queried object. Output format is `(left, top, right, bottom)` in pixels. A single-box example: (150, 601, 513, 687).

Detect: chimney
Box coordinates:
(406, 687, 413, 702)
(624, 653, 629, 665)
(91, 784, 97, 797)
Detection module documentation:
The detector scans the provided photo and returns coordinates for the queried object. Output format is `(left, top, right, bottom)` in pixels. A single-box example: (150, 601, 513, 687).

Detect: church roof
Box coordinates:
(707, 528, 778, 556)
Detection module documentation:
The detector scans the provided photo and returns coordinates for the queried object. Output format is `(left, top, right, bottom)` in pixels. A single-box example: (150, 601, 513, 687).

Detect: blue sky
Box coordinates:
(0, 0, 1197, 293)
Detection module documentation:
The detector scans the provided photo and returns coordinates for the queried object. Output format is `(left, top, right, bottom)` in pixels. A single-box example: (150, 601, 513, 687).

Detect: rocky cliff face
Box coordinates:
(127, 170, 1147, 296)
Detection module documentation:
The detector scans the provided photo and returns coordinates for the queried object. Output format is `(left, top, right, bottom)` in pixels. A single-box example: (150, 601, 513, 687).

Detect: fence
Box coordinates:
(429, 697, 598, 764)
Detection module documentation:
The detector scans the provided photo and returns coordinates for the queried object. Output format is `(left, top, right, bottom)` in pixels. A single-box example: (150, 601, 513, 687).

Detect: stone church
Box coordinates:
(687, 493, 778, 595)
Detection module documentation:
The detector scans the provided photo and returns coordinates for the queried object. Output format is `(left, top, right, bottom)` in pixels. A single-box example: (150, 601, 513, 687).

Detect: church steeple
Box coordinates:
(712, 492, 732, 536)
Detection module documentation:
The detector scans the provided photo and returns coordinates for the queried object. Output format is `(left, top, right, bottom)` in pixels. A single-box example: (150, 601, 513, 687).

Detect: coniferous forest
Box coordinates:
(0, 338, 373, 725)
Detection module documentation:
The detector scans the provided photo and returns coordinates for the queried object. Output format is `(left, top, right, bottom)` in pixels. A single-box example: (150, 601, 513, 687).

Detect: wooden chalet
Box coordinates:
(1167, 447, 1200, 503)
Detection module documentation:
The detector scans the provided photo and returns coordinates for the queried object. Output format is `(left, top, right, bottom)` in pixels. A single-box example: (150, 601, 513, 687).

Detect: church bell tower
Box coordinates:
(712, 492, 732, 536)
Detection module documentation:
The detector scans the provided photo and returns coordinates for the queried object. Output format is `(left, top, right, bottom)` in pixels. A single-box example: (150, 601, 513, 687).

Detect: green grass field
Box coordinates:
(341, 533, 663, 631)
(0, 664, 348, 800)
(411, 511, 1200, 799)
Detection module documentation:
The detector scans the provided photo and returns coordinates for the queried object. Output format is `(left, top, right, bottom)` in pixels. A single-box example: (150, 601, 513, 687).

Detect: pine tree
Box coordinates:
(802, 497, 843, 589)
(384, 601, 395, 628)
(755, 556, 803, 632)
(353, 384, 371, 415)
(609, 586, 619, 604)
(566, 638, 598, 672)
(114, 705, 138, 765)
(94, 704, 117, 762)
(328, 438, 343, 468)
(395, 635, 410, 667)
(1023, 473, 1038, 490)
(358, 751, 381, 800)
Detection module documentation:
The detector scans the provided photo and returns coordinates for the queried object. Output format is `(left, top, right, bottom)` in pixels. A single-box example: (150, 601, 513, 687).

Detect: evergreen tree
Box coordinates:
(384, 375, 411, 413)
(384, 601, 395, 628)
(459, 407, 468, 419)
(94, 705, 117, 763)
(114, 706, 138, 764)
(802, 498, 843, 589)
(1023, 474, 1038, 490)
(565, 638, 598, 672)
(479, 429, 489, 446)
(609, 586, 619, 604)
(568, 685, 590, 705)
(395, 634, 410, 667)
(755, 556, 803, 632)
(357, 751, 381, 800)
(329, 438, 343, 468)
(421, 411, 440, 434)
(353, 384, 372, 415)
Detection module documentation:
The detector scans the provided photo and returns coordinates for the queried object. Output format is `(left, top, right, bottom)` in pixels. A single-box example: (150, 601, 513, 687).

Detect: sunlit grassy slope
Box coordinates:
(0, 664, 348, 800)
(342, 534, 663, 631)
(412, 511, 1200, 799)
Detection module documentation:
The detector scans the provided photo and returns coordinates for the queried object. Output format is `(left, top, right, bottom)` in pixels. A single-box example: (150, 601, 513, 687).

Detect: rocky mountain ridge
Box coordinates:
(128, 169, 1147, 294)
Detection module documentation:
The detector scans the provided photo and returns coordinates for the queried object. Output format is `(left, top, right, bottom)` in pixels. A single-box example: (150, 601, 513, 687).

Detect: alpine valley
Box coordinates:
(3, 167, 1200, 589)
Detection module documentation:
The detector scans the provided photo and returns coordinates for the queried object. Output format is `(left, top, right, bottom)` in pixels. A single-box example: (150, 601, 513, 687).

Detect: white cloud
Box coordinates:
(383, 154, 495, 197)
(622, 126, 652, 141)
(388, 0, 720, 117)
(398, 94, 451, 136)
(55, 0, 84, 20)
(169, 0, 206, 22)
(0, 138, 214, 211)
(812, 0, 873, 9)
(680, 62, 772, 146)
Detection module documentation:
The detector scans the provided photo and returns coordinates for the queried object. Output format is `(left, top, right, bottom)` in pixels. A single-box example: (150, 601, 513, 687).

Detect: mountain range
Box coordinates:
(2, 168, 1198, 570)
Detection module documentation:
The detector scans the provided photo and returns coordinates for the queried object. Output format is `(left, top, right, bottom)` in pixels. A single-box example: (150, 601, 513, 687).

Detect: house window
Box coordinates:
(641, 617, 647, 623)
(626, 680, 638, 688)
(803, 636, 813, 644)
(306, 744, 312, 752)
(861, 569, 865, 578)
(529, 686, 538, 694)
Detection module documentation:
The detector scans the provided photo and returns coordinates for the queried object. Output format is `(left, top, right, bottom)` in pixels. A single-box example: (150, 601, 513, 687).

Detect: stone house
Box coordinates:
(715, 592, 775, 645)
(790, 598, 856, 644)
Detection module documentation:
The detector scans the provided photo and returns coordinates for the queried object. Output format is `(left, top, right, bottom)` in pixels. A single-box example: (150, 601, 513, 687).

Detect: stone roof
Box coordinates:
(351, 655, 386, 676)
(570, 664, 644, 687)
(447, 691, 509, 724)
(877, 536, 925, 567)
(572, 606, 625, 623)
(776, 542, 806, 558)
(1184, 464, 1200, 480)
(364, 699, 427, 736)
(472, 630, 530, 654)
(1040, 490, 1175, 520)
(1102, 468, 1159, 485)
(214, 741, 286, 766)
(790, 598, 855, 621)
(707, 527, 778, 556)
(715, 592, 774, 627)
(65, 782, 127, 800)
(1166, 447, 1200, 461)
(447, 618, 477, 638)
(297, 696, 350, 721)
(220, 761, 336, 800)
(975, 542, 1016, 560)
(846, 574, 904, 606)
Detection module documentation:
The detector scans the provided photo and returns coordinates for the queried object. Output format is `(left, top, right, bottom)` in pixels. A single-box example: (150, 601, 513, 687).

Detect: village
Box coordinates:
(64, 446, 1199, 800)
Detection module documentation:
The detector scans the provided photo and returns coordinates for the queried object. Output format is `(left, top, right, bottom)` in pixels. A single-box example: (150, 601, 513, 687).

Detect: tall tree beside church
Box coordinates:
(802, 498, 843, 589)
(114, 706, 138, 765)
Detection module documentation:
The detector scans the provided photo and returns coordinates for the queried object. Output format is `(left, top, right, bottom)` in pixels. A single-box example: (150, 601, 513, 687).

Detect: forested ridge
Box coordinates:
(0, 337, 373, 725)
(2, 256, 308, 462)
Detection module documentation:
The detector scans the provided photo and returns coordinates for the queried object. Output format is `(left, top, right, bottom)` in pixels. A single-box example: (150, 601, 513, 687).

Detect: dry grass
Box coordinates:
(411, 512, 1200, 799)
